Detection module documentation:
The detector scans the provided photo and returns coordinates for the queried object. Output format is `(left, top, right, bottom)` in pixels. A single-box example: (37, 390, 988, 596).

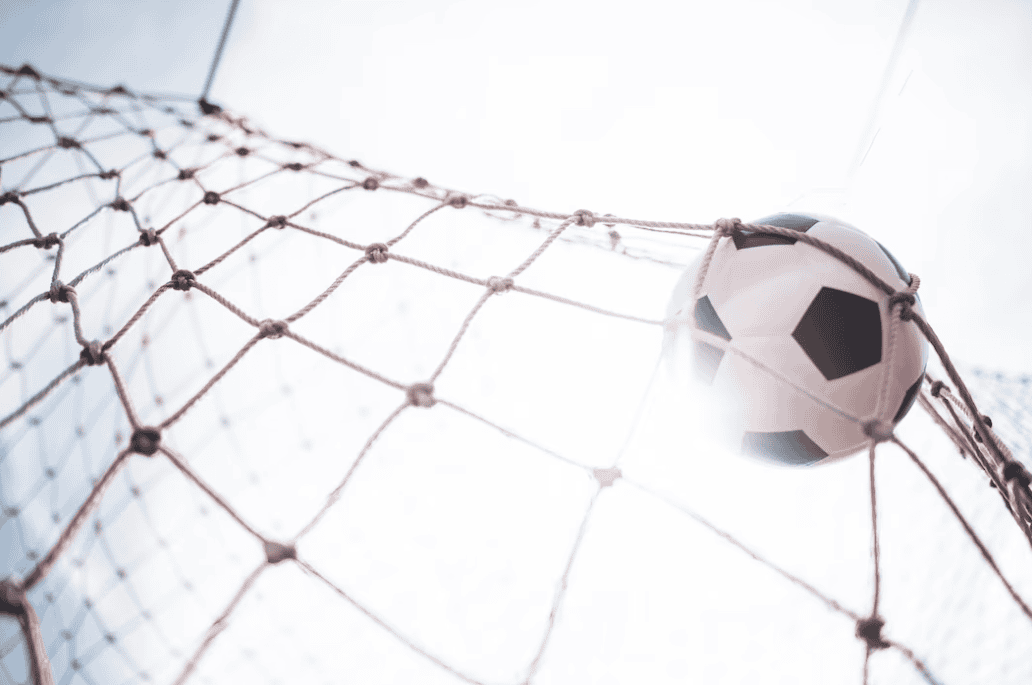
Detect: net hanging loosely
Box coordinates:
(1, 63, 1031, 685)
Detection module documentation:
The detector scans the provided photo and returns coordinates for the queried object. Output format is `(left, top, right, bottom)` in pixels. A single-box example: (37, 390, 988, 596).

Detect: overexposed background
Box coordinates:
(3, 0, 1031, 374)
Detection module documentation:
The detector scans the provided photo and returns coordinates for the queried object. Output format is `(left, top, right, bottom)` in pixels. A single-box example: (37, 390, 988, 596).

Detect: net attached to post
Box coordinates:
(1, 63, 1031, 685)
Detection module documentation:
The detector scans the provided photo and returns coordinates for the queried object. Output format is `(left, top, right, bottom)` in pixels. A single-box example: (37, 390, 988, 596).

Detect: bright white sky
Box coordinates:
(1, 2, 1031, 685)
(3, 0, 1031, 374)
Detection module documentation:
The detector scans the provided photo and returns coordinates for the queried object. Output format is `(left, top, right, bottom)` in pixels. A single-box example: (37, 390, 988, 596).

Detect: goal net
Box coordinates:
(1, 63, 1031, 685)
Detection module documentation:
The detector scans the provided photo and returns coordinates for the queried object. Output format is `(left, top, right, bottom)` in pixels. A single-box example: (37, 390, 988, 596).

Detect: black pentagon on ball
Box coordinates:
(742, 430, 828, 466)
(793, 287, 882, 381)
(693, 340, 724, 385)
(694, 295, 731, 341)
(893, 371, 925, 423)
(732, 213, 819, 250)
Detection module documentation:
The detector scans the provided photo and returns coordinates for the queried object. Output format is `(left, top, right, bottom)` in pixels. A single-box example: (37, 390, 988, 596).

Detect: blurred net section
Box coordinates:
(0, 63, 1030, 685)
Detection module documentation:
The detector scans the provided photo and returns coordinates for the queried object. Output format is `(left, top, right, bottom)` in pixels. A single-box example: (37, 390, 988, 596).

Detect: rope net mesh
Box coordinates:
(0, 63, 1031, 685)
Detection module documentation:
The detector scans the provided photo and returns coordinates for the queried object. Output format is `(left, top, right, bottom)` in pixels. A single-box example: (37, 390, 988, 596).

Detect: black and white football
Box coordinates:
(664, 213, 929, 466)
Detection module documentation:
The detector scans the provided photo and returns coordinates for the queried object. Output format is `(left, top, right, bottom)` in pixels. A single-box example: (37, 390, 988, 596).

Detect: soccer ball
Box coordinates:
(664, 213, 929, 466)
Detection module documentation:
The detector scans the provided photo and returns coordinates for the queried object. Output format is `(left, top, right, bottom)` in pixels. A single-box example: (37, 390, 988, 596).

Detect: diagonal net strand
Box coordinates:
(1, 63, 1031, 685)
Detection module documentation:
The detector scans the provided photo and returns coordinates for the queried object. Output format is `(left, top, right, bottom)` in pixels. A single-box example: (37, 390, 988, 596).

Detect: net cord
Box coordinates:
(200, 0, 242, 106)
(1, 65, 1031, 685)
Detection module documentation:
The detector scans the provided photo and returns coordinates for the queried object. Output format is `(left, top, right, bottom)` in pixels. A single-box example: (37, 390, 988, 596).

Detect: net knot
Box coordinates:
(48, 282, 74, 304)
(856, 616, 889, 650)
(28, 115, 52, 125)
(929, 380, 945, 398)
(362, 177, 380, 191)
(263, 541, 297, 565)
(235, 147, 250, 157)
(130, 427, 161, 456)
(888, 291, 916, 321)
(17, 64, 42, 79)
(258, 319, 289, 339)
(153, 149, 167, 160)
(33, 233, 61, 249)
(449, 194, 469, 209)
(348, 160, 363, 168)
(407, 383, 436, 408)
(1002, 461, 1031, 487)
(0, 578, 27, 617)
(177, 168, 195, 181)
(110, 197, 131, 212)
(572, 209, 596, 227)
(714, 217, 742, 237)
(138, 229, 159, 246)
(265, 215, 288, 229)
(413, 177, 429, 189)
(202, 191, 220, 205)
(98, 169, 119, 180)
(593, 467, 622, 488)
(862, 419, 894, 443)
(365, 243, 389, 264)
(170, 269, 196, 291)
(79, 340, 106, 366)
(487, 276, 514, 293)
(57, 136, 80, 149)
(0, 191, 19, 205)
(283, 162, 304, 172)
(198, 98, 222, 116)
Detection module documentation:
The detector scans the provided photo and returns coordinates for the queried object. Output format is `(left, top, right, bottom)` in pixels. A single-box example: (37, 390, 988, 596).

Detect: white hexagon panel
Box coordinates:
(664, 213, 930, 466)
